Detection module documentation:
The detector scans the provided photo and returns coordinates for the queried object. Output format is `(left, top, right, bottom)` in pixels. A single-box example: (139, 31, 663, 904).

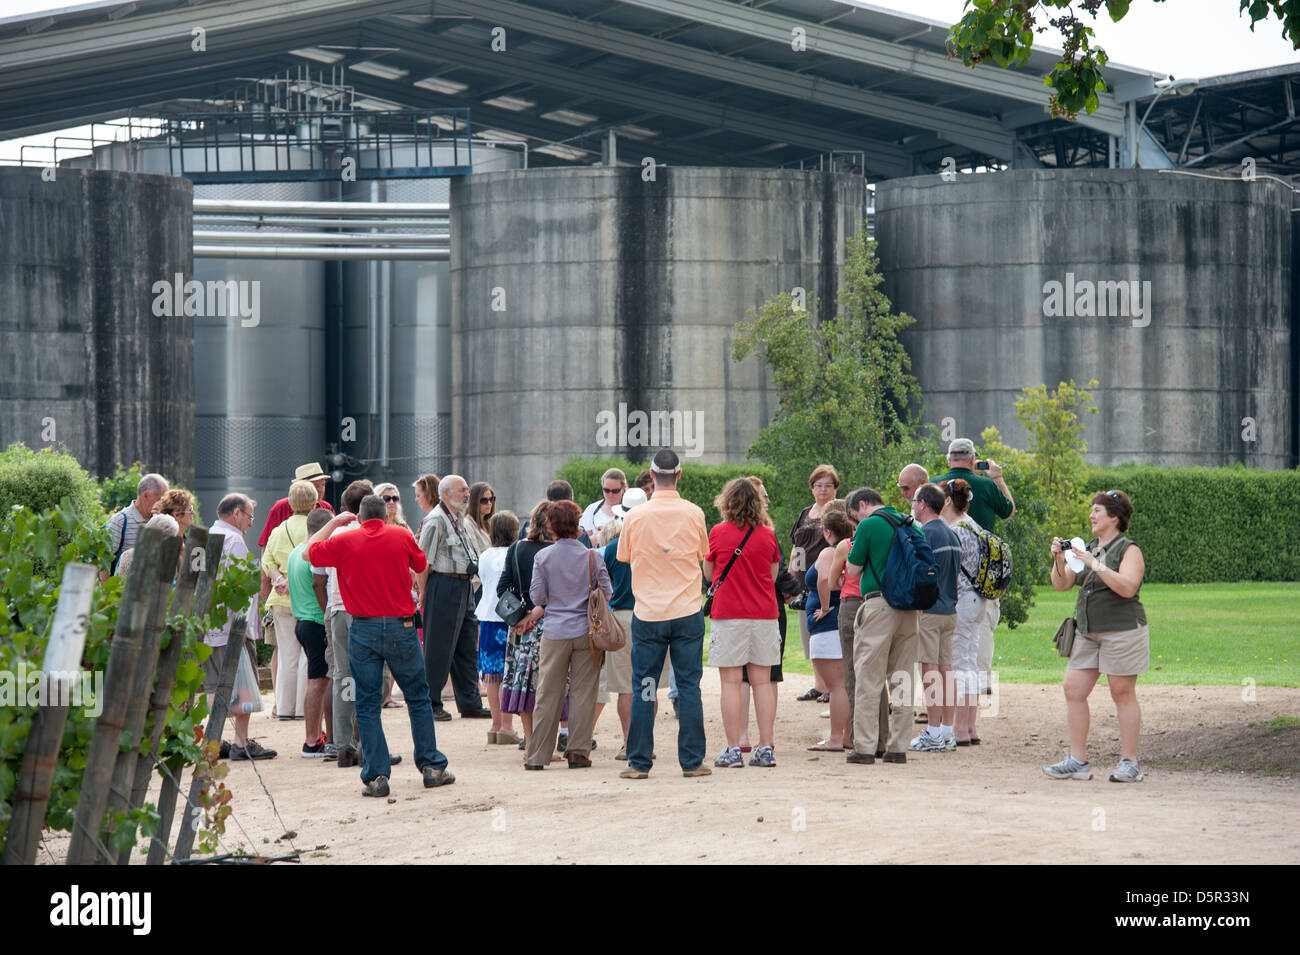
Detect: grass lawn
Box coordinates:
(716, 582, 1297, 686)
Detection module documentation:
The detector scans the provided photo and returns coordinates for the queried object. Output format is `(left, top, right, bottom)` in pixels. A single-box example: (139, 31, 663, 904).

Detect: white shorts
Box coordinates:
(808, 628, 842, 660)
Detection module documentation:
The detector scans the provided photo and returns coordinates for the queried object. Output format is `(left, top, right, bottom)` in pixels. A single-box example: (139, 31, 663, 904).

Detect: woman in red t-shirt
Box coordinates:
(705, 478, 782, 768)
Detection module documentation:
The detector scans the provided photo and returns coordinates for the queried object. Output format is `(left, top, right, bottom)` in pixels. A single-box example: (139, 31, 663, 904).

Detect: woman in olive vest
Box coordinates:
(1043, 490, 1148, 783)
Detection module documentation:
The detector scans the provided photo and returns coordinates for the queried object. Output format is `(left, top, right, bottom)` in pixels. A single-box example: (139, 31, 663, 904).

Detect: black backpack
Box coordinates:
(863, 510, 939, 612)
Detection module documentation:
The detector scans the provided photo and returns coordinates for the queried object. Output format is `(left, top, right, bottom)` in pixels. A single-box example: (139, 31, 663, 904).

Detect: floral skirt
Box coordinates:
(478, 621, 508, 681)
(501, 620, 541, 714)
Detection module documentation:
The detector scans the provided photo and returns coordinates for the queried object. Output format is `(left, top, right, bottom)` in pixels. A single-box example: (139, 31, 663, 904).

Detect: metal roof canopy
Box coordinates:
(3, 0, 1291, 179)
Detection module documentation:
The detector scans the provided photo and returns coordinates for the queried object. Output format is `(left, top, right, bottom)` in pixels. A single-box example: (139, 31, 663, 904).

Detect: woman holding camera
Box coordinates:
(1043, 490, 1148, 783)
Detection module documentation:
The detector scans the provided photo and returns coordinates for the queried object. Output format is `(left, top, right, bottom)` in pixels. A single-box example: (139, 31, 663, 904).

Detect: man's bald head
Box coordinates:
(898, 464, 929, 502)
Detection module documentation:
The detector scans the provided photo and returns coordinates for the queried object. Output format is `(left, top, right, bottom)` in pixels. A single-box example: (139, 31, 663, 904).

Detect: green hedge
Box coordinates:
(0, 444, 101, 522)
(556, 456, 780, 533)
(1084, 466, 1300, 583)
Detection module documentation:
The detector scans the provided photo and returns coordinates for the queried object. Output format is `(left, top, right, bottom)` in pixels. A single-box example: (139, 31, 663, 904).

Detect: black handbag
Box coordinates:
(494, 544, 526, 627)
(703, 524, 755, 617)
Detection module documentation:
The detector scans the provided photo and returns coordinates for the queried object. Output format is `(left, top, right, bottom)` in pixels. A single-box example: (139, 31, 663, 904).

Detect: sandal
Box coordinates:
(915, 713, 929, 724)
(808, 740, 844, 751)
(969, 736, 982, 745)
(796, 687, 820, 702)
(815, 692, 831, 704)
(382, 699, 403, 709)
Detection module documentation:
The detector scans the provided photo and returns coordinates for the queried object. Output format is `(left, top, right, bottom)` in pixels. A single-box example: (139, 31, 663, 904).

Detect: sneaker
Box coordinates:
(1109, 758, 1144, 783)
(942, 733, 958, 752)
(230, 739, 277, 761)
(362, 775, 390, 797)
(422, 766, 456, 788)
(1042, 754, 1093, 780)
(619, 767, 649, 779)
(302, 736, 327, 758)
(748, 745, 776, 768)
(323, 742, 338, 761)
(615, 745, 628, 761)
(909, 731, 950, 752)
(714, 747, 744, 768)
(556, 733, 568, 754)
(682, 764, 712, 778)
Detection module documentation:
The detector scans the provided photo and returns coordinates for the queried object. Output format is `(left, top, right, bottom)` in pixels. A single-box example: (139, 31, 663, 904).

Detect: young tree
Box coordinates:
(948, 1, 1297, 118)
(1015, 378, 1099, 532)
(733, 230, 931, 535)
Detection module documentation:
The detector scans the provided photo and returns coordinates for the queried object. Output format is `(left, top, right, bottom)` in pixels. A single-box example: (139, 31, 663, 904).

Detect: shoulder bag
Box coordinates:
(702, 524, 755, 617)
(1053, 616, 1077, 658)
(587, 549, 627, 665)
(494, 544, 527, 627)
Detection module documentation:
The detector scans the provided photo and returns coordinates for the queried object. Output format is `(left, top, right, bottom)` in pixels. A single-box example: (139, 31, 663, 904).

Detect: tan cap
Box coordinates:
(295, 462, 329, 482)
(947, 438, 976, 455)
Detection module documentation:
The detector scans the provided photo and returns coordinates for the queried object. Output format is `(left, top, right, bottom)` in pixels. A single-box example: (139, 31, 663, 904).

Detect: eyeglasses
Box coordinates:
(602, 487, 622, 494)
(382, 495, 400, 503)
(481, 496, 496, 504)
(812, 482, 836, 490)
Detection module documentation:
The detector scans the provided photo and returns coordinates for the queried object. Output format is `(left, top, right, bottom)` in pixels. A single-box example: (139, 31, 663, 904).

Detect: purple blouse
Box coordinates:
(529, 538, 612, 640)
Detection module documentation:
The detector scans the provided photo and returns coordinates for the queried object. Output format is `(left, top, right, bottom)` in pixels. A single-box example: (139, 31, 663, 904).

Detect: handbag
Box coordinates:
(702, 524, 755, 617)
(494, 544, 526, 627)
(1053, 616, 1077, 658)
(587, 549, 627, 664)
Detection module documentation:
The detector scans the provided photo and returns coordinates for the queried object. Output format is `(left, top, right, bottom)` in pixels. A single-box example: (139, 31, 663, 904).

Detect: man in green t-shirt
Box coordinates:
(932, 437, 1015, 532)
(844, 487, 920, 765)
(286, 509, 333, 756)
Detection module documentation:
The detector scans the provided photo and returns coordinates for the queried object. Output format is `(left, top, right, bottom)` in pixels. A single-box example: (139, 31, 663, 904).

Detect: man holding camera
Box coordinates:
(417, 475, 491, 721)
(933, 438, 1015, 530)
(933, 438, 1014, 699)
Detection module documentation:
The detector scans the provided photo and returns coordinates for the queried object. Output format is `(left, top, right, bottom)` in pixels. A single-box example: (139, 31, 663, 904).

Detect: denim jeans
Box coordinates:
(348, 616, 447, 783)
(627, 612, 706, 772)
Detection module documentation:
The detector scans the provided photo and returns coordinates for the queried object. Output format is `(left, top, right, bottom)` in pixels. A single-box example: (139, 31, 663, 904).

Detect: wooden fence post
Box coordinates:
(0, 562, 97, 866)
(146, 530, 225, 866)
(116, 527, 209, 864)
(65, 527, 165, 865)
(99, 532, 182, 860)
(171, 615, 247, 863)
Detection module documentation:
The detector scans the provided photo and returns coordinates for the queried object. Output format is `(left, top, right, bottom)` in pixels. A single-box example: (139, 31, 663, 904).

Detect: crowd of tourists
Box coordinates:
(108, 438, 1149, 796)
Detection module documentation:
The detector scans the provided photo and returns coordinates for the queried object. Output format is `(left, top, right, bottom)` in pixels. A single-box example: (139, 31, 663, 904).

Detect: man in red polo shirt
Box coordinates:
(308, 494, 454, 797)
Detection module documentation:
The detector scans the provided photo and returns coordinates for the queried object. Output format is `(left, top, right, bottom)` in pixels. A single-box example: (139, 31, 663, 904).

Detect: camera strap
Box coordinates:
(440, 501, 479, 566)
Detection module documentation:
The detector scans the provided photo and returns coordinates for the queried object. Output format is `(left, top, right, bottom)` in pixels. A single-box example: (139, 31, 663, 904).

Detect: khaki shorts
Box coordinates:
(599, 609, 636, 697)
(917, 612, 956, 666)
(708, 617, 782, 668)
(1068, 624, 1150, 676)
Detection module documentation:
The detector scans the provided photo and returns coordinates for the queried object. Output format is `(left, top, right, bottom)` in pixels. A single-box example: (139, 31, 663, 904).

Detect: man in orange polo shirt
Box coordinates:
(617, 449, 711, 779)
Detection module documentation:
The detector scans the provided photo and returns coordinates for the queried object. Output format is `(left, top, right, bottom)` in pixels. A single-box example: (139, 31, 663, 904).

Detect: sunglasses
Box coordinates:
(602, 487, 622, 494)
(382, 495, 400, 503)
(1106, 490, 1121, 501)
(481, 496, 496, 503)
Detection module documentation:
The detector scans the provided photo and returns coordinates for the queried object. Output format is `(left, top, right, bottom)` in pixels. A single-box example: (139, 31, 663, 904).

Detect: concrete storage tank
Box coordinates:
(70, 140, 326, 529)
(450, 166, 868, 511)
(340, 143, 521, 519)
(875, 168, 1292, 468)
(0, 167, 194, 484)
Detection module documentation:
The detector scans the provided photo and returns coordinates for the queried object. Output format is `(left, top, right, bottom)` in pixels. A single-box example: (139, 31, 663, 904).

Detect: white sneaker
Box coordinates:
(1042, 753, 1093, 780)
(908, 730, 951, 752)
(1108, 758, 1144, 782)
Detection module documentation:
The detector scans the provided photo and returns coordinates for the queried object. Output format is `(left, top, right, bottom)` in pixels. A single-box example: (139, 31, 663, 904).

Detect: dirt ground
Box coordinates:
(45, 681, 1300, 865)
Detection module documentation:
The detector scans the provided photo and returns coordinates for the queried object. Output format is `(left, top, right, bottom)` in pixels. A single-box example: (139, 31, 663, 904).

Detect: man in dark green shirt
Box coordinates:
(932, 438, 1015, 532)
(843, 488, 920, 764)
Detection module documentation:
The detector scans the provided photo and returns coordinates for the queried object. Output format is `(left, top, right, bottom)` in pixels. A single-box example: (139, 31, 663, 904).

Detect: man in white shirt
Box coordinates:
(579, 468, 627, 541)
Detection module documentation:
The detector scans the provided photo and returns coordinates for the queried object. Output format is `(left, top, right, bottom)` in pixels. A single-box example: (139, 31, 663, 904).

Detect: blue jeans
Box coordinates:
(627, 612, 705, 772)
(348, 616, 447, 784)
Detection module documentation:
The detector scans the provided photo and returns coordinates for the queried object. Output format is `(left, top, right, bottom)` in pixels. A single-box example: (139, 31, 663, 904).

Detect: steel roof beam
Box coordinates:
(431, 0, 1014, 158)
(612, 0, 1124, 136)
(364, 20, 912, 175)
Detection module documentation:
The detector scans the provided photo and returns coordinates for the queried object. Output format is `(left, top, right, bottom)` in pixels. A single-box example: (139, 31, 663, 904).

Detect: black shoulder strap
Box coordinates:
(708, 524, 756, 597)
(862, 511, 905, 586)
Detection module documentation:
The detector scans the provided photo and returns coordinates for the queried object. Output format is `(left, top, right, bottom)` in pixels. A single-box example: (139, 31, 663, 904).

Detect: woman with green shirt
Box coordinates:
(1043, 490, 1148, 783)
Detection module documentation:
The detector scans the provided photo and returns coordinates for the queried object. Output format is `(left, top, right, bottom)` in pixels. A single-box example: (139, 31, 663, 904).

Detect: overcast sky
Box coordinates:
(2, 0, 1297, 160)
